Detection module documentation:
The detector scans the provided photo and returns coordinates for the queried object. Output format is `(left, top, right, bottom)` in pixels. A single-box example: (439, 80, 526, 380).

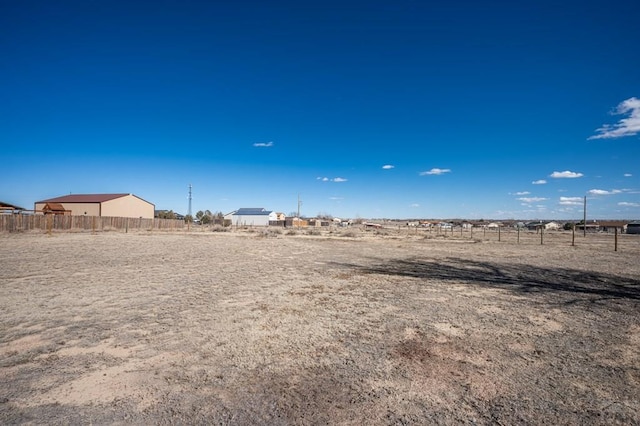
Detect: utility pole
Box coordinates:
(583, 195, 587, 237)
(297, 194, 302, 228)
(188, 184, 193, 218)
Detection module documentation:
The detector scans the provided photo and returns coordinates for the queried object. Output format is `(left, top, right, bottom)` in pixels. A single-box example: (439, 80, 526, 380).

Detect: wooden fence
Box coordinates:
(0, 214, 185, 233)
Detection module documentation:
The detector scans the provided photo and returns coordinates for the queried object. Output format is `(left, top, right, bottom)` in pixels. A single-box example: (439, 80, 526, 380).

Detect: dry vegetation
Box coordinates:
(1, 227, 639, 424)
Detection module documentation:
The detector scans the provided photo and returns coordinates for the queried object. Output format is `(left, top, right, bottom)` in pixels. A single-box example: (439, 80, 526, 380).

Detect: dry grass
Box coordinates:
(1, 229, 639, 424)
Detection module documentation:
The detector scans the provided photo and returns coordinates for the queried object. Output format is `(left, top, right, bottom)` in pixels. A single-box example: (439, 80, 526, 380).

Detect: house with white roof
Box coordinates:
(224, 208, 277, 226)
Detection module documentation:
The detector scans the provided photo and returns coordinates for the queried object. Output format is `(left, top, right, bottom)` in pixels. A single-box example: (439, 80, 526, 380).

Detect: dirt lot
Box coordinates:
(1, 228, 639, 424)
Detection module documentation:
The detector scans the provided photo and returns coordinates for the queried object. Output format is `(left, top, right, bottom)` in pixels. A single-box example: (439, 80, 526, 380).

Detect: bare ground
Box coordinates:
(1, 229, 639, 425)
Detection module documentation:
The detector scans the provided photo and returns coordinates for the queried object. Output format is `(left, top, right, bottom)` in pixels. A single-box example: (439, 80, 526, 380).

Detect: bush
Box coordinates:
(256, 228, 280, 238)
(340, 230, 358, 238)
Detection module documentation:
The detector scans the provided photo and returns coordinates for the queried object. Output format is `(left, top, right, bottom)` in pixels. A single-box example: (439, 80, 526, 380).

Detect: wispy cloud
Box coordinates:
(253, 141, 274, 147)
(410, 203, 420, 208)
(532, 179, 547, 185)
(329, 196, 344, 200)
(518, 197, 547, 203)
(514, 191, 530, 195)
(618, 202, 640, 207)
(559, 196, 583, 205)
(318, 177, 348, 183)
(588, 97, 640, 140)
(419, 168, 451, 176)
(550, 171, 583, 179)
(382, 165, 395, 170)
(624, 173, 632, 177)
(588, 189, 622, 195)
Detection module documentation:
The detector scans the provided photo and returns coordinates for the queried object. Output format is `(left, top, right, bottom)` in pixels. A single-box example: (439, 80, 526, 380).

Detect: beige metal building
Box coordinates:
(34, 194, 155, 219)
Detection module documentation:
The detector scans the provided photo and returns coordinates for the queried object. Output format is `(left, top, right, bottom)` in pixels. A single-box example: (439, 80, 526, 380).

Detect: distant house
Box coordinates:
(41, 202, 71, 215)
(363, 222, 382, 229)
(275, 212, 286, 221)
(0, 201, 25, 214)
(525, 221, 559, 231)
(627, 221, 640, 234)
(597, 221, 628, 233)
(224, 208, 277, 226)
(34, 194, 154, 219)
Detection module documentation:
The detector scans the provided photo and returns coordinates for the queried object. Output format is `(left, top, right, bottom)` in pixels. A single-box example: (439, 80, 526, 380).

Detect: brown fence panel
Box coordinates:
(0, 214, 185, 233)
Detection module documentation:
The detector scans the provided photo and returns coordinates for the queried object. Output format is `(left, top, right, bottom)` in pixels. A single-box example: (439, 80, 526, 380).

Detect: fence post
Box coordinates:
(572, 225, 575, 246)
(517, 226, 520, 244)
(540, 226, 544, 245)
(614, 227, 618, 252)
(498, 226, 501, 242)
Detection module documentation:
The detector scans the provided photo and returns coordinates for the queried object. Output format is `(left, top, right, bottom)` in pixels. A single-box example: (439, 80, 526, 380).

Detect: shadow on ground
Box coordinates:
(330, 257, 640, 303)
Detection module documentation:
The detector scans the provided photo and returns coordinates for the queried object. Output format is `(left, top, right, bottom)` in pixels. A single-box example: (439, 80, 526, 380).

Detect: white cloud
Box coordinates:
(318, 177, 347, 182)
(518, 197, 547, 203)
(382, 165, 395, 170)
(410, 203, 420, 208)
(420, 168, 451, 176)
(624, 173, 632, 177)
(550, 171, 584, 179)
(253, 141, 273, 147)
(532, 179, 547, 185)
(559, 196, 583, 205)
(618, 202, 640, 207)
(588, 189, 622, 195)
(588, 97, 640, 140)
(329, 197, 344, 200)
(514, 191, 530, 195)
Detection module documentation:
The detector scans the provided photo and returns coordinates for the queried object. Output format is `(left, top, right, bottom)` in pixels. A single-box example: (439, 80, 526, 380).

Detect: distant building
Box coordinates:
(224, 208, 277, 226)
(627, 221, 640, 234)
(525, 221, 559, 231)
(0, 201, 25, 214)
(34, 194, 154, 219)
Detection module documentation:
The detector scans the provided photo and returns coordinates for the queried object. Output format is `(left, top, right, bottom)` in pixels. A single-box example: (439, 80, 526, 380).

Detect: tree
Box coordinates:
(201, 210, 212, 225)
(184, 214, 193, 223)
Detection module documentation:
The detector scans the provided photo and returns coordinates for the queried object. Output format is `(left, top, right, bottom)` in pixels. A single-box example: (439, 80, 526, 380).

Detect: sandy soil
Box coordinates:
(1, 228, 639, 424)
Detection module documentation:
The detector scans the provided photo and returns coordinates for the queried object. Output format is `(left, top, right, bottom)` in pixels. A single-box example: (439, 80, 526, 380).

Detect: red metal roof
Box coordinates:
(36, 194, 130, 203)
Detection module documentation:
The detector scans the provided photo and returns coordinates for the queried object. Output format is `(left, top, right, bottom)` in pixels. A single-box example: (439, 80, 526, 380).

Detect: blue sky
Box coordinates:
(1, 0, 639, 220)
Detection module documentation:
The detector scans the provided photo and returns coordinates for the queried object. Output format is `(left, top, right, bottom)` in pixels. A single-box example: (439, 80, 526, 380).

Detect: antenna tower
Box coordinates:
(188, 184, 193, 217)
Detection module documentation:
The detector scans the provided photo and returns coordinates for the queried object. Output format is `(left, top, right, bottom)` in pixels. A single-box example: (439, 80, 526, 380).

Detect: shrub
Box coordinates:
(340, 230, 358, 238)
